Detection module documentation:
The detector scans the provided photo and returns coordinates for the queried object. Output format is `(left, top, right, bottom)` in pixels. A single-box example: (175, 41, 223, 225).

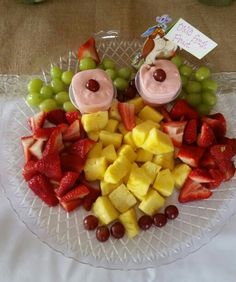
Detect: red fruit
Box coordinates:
(210, 144, 234, 161)
(60, 184, 90, 202)
(56, 172, 79, 197)
(202, 113, 226, 137)
(21, 136, 35, 163)
(57, 123, 69, 134)
(62, 120, 81, 141)
(29, 139, 45, 160)
(159, 105, 172, 122)
(65, 111, 80, 125)
(118, 102, 136, 131)
(206, 169, 224, 189)
(67, 138, 95, 159)
(60, 154, 85, 174)
(217, 160, 235, 181)
(197, 122, 215, 148)
(178, 178, 212, 203)
(77, 37, 100, 64)
(43, 128, 64, 156)
(189, 168, 213, 183)
(33, 127, 55, 140)
(177, 145, 205, 167)
(200, 151, 217, 168)
(162, 121, 187, 147)
(28, 112, 46, 133)
(22, 160, 38, 181)
(46, 109, 66, 125)
(36, 152, 62, 180)
(28, 174, 59, 206)
(217, 137, 236, 156)
(183, 119, 198, 144)
(170, 99, 199, 120)
(60, 199, 83, 212)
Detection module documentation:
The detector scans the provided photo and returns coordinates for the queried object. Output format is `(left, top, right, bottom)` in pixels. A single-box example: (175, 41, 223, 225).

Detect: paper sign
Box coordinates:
(165, 18, 217, 59)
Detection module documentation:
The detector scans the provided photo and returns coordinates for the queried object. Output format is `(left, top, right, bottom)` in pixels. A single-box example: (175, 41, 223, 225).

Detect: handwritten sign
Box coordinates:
(165, 18, 217, 59)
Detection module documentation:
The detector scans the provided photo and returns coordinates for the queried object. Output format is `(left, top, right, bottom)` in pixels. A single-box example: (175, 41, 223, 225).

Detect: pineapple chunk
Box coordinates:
(172, 164, 192, 189)
(132, 121, 156, 147)
(122, 163, 138, 184)
(84, 157, 107, 181)
(152, 151, 175, 170)
(109, 184, 137, 213)
(104, 155, 131, 184)
(101, 144, 117, 163)
(104, 119, 119, 132)
(153, 169, 175, 197)
(93, 196, 119, 225)
(87, 141, 102, 158)
(135, 116, 144, 125)
(109, 100, 121, 121)
(139, 189, 165, 216)
(99, 130, 123, 149)
(118, 123, 128, 135)
(87, 130, 100, 142)
(141, 161, 161, 184)
(118, 144, 137, 162)
(128, 96, 144, 113)
(138, 105, 163, 123)
(141, 128, 174, 154)
(119, 208, 139, 238)
(136, 148, 153, 162)
(81, 111, 108, 132)
(100, 180, 121, 196)
(123, 132, 137, 150)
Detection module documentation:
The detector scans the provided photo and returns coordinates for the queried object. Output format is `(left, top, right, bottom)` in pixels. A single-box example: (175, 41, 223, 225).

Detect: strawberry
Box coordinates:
(197, 122, 215, 148)
(170, 99, 199, 120)
(67, 138, 95, 159)
(43, 128, 64, 156)
(60, 154, 85, 174)
(118, 102, 136, 131)
(21, 136, 35, 163)
(78, 37, 100, 64)
(206, 169, 224, 189)
(28, 111, 46, 133)
(60, 184, 90, 202)
(29, 139, 45, 160)
(22, 160, 38, 181)
(210, 144, 234, 161)
(46, 109, 67, 125)
(200, 151, 217, 168)
(65, 111, 80, 125)
(177, 145, 205, 167)
(178, 177, 212, 203)
(183, 119, 198, 144)
(159, 105, 172, 122)
(189, 168, 213, 183)
(56, 172, 79, 197)
(33, 127, 55, 140)
(217, 137, 236, 156)
(36, 152, 62, 180)
(202, 113, 226, 137)
(62, 120, 81, 141)
(57, 123, 69, 134)
(60, 199, 83, 212)
(217, 160, 235, 181)
(28, 174, 59, 206)
(162, 121, 187, 147)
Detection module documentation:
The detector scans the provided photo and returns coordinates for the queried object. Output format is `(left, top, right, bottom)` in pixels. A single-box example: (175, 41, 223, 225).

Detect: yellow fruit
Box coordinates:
(172, 164, 192, 189)
(87, 141, 102, 158)
(84, 157, 108, 181)
(123, 132, 137, 150)
(135, 148, 153, 162)
(128, 96, 144, 113)
(141, 161, 161, 184)
(132, 121, 156, 147)
(104, 155, 131, 184)
(135, 117, 144, 125)
(139, 189, 165, 216)
(93, 196, 119, 225)
(101, 144, 117, 163)
(152, 151, 175, 170)
(81, 111, 108, 132)
(109, 184, 137, 213)
(144, 119, 160, 129)
(138, 105, 163, 123)
(104, 119, 119, 133)
(153, 169, 175, 197)
(99, 130, 123, 149)
(87, 130, 100, 142)
(108, 100, 121, 121)
(122, 163, 138, 184)
(119, 208, 139, 238)
(118, 144, 137, 162)
(100, 180, 122, 196)
(118, 123, 128, 135)
(141, 128, 174, 154)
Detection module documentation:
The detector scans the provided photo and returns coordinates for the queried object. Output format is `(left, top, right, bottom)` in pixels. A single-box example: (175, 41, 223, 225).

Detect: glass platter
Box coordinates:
(0, 38, 236, 270)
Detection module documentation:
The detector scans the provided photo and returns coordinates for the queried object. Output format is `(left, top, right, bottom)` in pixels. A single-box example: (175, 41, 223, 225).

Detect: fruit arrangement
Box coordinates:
(21, 36, 236, 243)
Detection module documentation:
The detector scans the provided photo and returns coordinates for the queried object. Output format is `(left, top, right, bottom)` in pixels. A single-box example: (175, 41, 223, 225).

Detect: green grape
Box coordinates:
(27, 78, 44, 93)
(55, 91, 70, 105)
(201, 91, 217, 106)
(180, 75, 188, 87)
(197, 103, 212, 116)
(105, 68, 118, 80)
(201, 79, 218, 93)
(179, 65, 193, 77)
(39, 99, 58, 112)
(195, 66, 211, 81)
(171, 56, 183, 68)
(102, 57, 116, 69)
(63, 101, 77, 112)
(97, 64, 105, 70)
(186, 93, 202, 107)
(26, 92, 42, 107)
(79, 57, 96, 71)
(113, 77, 129, 91)
(51, 78, 65, 93)
(118, 67, 132, 80)
(185, 81, 202, 93)
(50, 66, 62, 79)
(61, 70, 74, 85)
(40, 85, 54, 99)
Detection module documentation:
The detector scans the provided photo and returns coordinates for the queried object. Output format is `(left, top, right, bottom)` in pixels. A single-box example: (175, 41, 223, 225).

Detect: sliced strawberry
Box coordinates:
(177, 145, 205, 167)
(206, 168, 224, 189)
(65, 111, 81, 125)
(189, 168, 213, 183)
(78, 37, 100, 64)
(46, 109, 67, 125)
(118, 102, 136, 131)
(178, 177, 212, 203)
(162, 121, 187, 147)
(57, 123, 69, 134)
(21, 136, 35, 163)
(33, 127, 55, 140)
(22, 160, 38, 181)
(62, 120, 80, 141)
(56, 172, 80, 197)
(60, 184, 90, 202)
(202, 113, 226, 137)
(210, 144, 234, 161)
(60, 199, 83, 212)
(200, 151, 217, 168)
(60, 154, 85, 174)
(183, 119, 198, 144)
(28, 111, 46, 133)
(28, 174, 59, 206)
(36, 152, 62, 180)
(43, 128, 64, 156)
(217, 137, 236, 156)
(29, 139, 45, 160)
(159, 105, 172, 122)
(197, 122, 215, 148)
(170, 99, 199, 120)
(217, 160, 236, 181)
(67, 138, 95, 159)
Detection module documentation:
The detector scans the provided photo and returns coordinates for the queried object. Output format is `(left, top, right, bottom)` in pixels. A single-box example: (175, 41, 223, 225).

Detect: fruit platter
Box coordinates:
(0, 23, 236, 269)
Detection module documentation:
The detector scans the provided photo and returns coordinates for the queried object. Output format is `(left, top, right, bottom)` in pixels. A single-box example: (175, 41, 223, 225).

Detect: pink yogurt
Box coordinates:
(135, 60, 182, 106)
(71, 69, 114, 113)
